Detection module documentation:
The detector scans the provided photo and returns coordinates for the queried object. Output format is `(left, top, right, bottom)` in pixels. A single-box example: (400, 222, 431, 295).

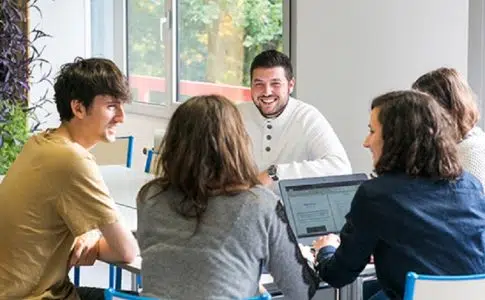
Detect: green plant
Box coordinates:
(0, 102, 28, 174)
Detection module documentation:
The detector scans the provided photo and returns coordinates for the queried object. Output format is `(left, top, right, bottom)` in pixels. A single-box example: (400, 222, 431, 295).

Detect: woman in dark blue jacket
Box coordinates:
(314, 90, 485, 300)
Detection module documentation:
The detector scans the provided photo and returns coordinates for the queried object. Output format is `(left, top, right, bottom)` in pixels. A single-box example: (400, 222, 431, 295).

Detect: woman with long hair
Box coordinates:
(313, 90, 485, 300)
(412, 68, 485, 188)
(136, 95, 318, 300)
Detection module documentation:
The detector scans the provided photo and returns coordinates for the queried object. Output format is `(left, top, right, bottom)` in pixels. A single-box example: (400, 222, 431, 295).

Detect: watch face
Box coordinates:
(268, 165, 277, 176)
(268, 165, 278, 181)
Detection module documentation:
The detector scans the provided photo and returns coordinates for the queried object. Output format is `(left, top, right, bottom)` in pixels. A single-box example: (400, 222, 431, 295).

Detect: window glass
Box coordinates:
(93, 0, 285, 107)
(177, 0, 283, 103)
(127, 0, 168, 105)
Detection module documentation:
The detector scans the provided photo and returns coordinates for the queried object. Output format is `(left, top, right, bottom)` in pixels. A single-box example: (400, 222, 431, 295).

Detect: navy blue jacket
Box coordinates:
(316, 172, 485, 299)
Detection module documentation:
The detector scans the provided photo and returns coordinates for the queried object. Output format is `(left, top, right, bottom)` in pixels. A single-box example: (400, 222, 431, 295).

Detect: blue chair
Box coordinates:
(403, 271, 485, 300)
(104, 288, 158, 300)
(74, 136, 135, 287)
(243, 292, 272, 300)
(143, 148, 159, 173)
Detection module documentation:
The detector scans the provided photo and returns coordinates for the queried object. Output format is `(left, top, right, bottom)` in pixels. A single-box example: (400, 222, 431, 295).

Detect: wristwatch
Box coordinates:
(267, 164, 279, 181)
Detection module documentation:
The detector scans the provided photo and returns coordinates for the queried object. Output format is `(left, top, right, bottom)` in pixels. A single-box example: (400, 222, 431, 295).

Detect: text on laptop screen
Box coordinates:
(285, 183, 359, 237)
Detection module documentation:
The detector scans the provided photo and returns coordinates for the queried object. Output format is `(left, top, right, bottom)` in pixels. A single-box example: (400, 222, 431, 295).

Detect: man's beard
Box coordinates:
(255, 96, 289, 119)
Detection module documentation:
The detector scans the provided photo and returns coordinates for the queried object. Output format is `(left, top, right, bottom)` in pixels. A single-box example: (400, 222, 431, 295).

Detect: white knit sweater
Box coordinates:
(238, 98, 352, 181)
(459, 126, 485, 190)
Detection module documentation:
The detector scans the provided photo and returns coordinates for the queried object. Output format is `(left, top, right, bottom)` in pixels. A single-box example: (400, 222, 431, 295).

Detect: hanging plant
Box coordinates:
(0, 0, 52, 174)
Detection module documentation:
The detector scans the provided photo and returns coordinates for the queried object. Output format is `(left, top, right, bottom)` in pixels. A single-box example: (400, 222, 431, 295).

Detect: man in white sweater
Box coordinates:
(238, 50, 351, 189)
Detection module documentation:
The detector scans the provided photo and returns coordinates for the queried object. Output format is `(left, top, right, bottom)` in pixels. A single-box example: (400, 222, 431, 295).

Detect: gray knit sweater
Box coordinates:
(137, 185, 319, 300)
(459, 126, 485, 190)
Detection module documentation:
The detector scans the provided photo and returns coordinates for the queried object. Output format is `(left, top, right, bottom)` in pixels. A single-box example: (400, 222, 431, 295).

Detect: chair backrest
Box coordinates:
(90, 136, 134, 167)
(403, 272, 485, 300)
(243, 292, 272, 300)
(104, 288, 158, 300)
(104, 288, 270, 300)
(144, 148, 159, 174)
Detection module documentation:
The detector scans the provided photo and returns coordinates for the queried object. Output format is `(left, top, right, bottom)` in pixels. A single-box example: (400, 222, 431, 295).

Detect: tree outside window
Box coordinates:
(127, 0, 283, 105)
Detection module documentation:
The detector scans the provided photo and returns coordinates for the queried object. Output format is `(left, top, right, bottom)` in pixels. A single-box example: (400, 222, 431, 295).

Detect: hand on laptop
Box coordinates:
(312, 234, 341, 254)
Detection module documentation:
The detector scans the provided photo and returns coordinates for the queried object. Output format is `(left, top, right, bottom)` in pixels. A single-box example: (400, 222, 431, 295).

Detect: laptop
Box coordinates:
(278, 173, 368, 246)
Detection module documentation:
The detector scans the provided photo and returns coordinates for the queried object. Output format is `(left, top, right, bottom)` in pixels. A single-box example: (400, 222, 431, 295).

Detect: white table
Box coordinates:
(100, 165, 153, 209)
(99, 165, 153, 232)
(115, 205, 138, 233)
(96, 165, 152, 290)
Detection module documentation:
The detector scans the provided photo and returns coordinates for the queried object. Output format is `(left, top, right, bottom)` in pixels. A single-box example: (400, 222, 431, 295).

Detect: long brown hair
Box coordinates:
(371, 90, 462, 180)
(138, 95, 260, 223)
(412, 67, 479, 139)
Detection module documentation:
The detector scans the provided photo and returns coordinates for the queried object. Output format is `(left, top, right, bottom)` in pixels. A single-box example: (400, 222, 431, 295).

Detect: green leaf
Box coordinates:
(0, 102, 28, 175)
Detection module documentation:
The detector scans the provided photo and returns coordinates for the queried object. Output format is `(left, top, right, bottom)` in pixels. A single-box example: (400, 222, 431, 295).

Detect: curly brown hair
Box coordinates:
(412, 67, 479, 139)
(372, 90, 462, 180)
(138, 95, 260, 224)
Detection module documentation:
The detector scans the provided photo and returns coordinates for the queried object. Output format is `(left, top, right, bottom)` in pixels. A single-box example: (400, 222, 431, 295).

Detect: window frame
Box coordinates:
(107, 0, 292, 119)
(468, 0, 485, 129)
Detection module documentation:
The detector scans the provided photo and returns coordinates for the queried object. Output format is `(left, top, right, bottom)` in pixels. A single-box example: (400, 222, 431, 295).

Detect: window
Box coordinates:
(91, 0, 289, 117)
(126, 1, 168, 105)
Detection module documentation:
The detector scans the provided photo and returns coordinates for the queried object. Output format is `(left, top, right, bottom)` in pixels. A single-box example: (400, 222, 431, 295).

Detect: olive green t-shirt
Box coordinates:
(0, 130, 119, 299)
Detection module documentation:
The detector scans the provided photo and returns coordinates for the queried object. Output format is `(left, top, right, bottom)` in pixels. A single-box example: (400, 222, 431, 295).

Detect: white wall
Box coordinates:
(30, 0, 90, 129)
(294, 0, 469, 173)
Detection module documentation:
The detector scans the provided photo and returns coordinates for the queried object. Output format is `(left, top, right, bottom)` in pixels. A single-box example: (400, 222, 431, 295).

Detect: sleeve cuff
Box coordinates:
(316, 245, 337, 262)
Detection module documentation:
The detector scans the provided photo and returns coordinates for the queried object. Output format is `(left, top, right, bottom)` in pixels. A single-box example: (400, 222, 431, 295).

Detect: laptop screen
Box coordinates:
(279, 174, 367, 240)
(285, 182, 359, 237)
